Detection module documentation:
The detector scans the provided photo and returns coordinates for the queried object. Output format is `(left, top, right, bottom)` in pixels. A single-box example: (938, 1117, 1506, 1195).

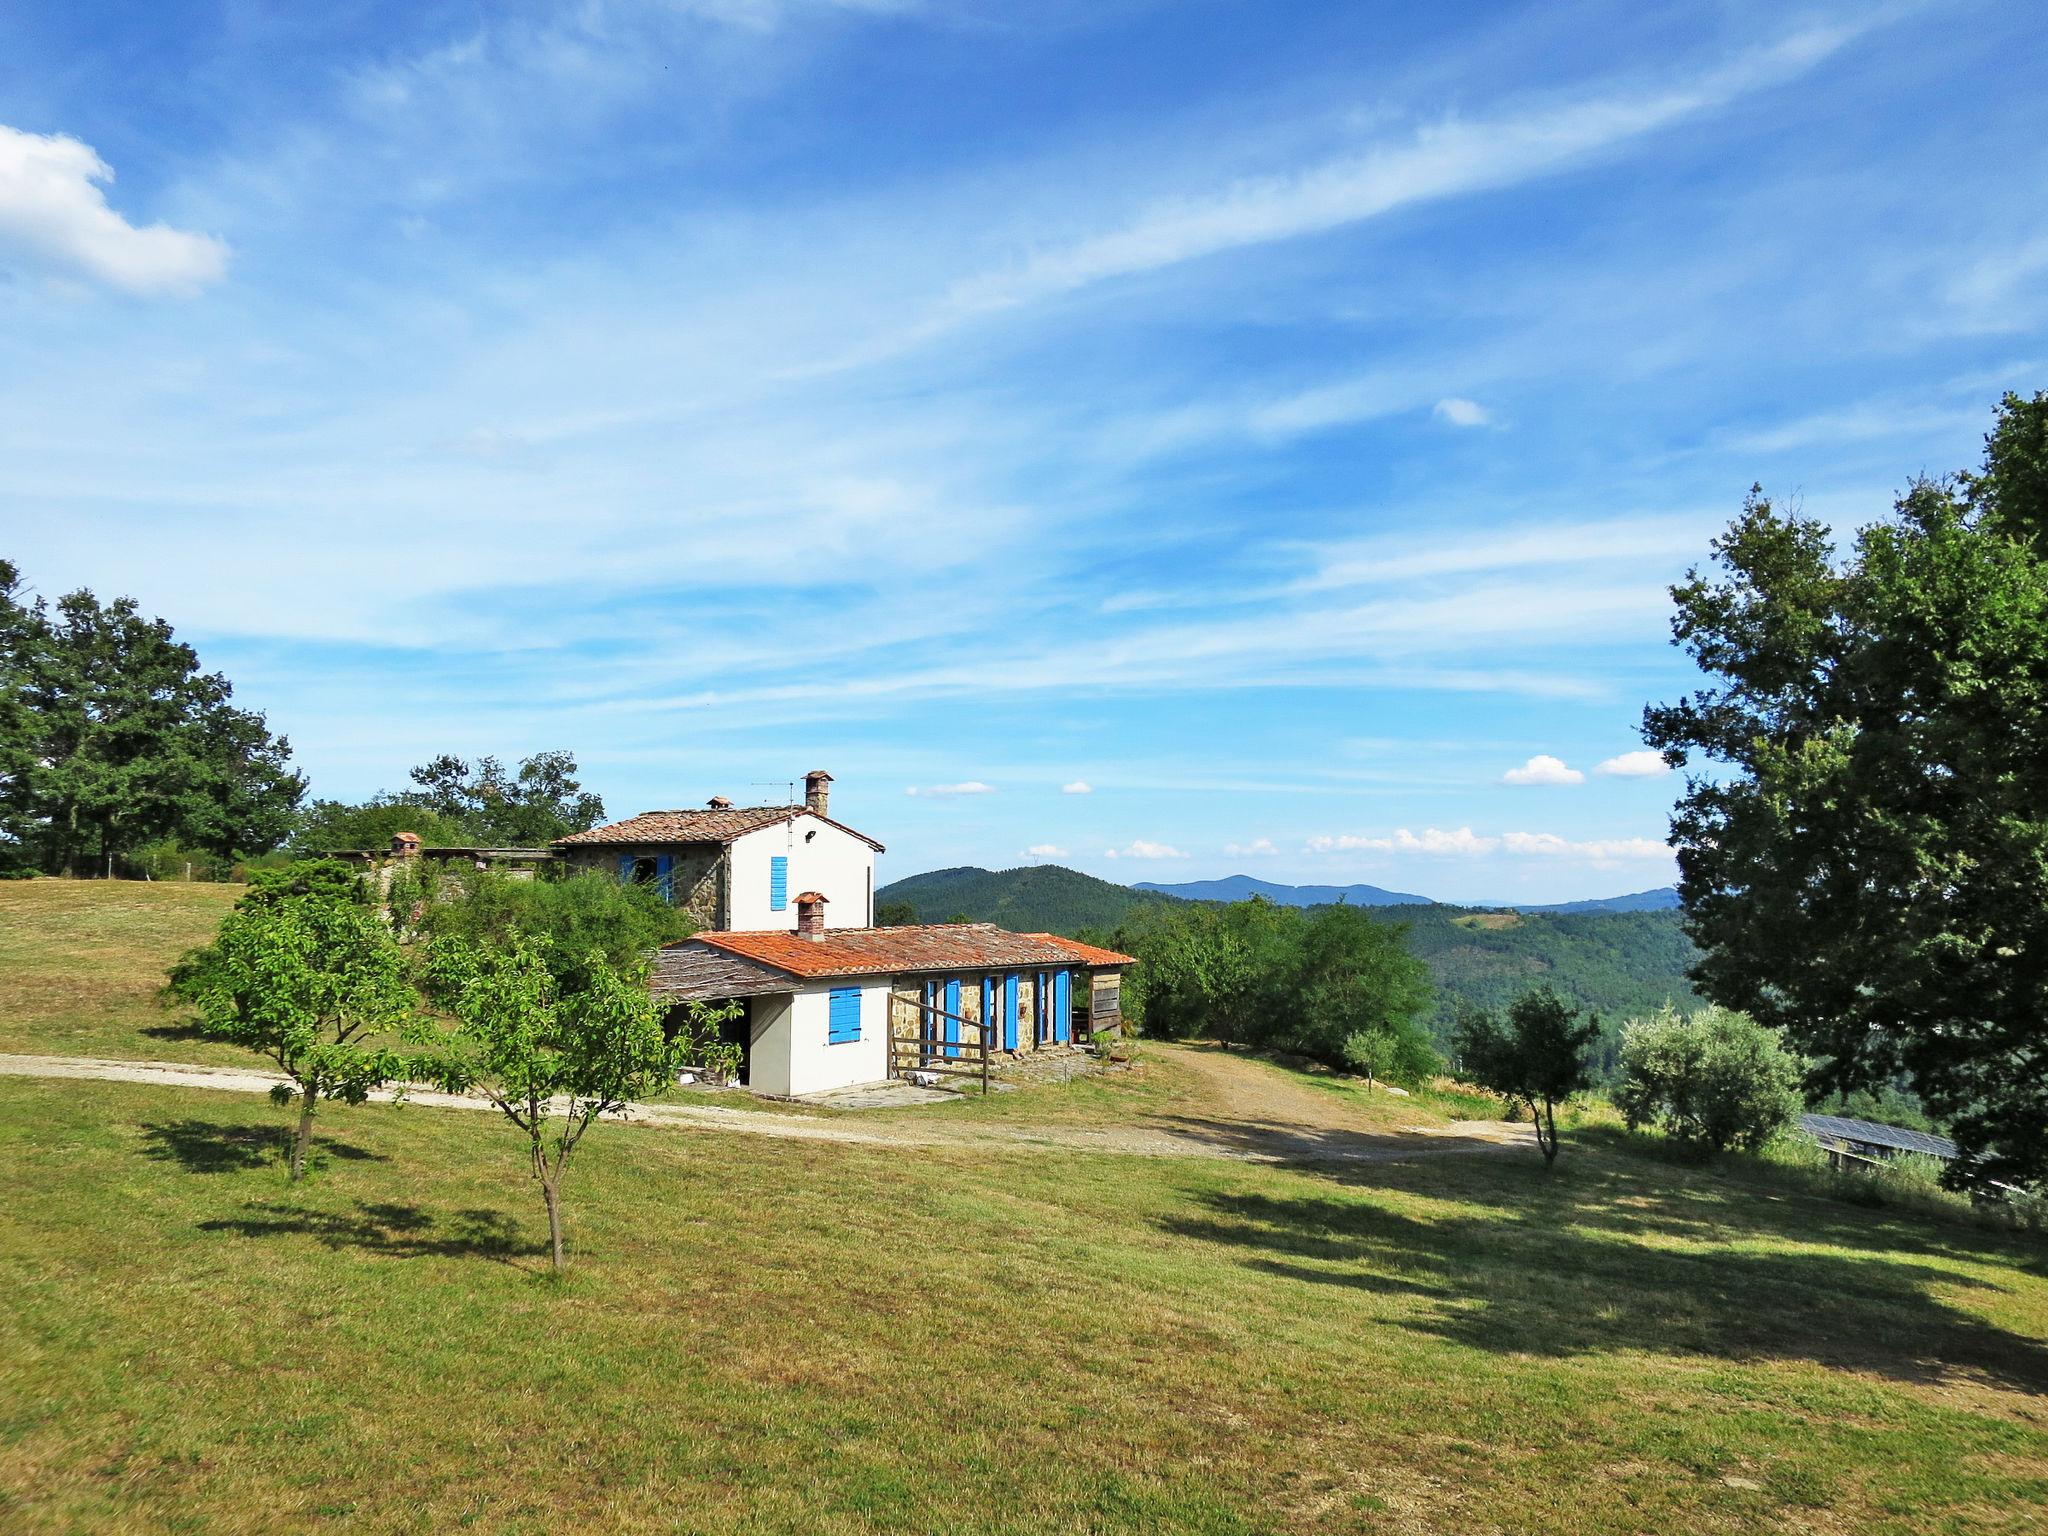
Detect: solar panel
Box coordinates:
(1798, 1113, 1957, 1160)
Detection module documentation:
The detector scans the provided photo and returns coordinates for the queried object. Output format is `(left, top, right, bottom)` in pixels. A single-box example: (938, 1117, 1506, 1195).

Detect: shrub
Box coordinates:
(1613, 1004, 1802, 1156)
(417, 869, 694, 994)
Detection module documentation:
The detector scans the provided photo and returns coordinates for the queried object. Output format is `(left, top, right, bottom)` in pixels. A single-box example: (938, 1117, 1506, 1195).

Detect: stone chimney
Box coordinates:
(804, 769, 832, 818)
(795, 891, 828, 938)
(707, 795, 733, 810)
(390, 831, 421, 858)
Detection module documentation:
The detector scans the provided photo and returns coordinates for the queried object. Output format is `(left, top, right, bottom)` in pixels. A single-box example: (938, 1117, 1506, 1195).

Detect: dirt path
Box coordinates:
(0, 1051, 1528, 1167)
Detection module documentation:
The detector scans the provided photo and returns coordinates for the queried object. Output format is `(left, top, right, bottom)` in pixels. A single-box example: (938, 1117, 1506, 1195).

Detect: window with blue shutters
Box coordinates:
(769, 855, 788, 912)
(827, 986, 861, 1044)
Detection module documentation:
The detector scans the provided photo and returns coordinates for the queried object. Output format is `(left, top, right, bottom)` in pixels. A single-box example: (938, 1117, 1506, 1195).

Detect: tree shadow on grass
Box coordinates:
(198, 1201, 530, 1264)
(1143, 1112, 1508, 1166)
(1158, 1159, 2048, 1396)
(141, 1120, 384, 1174)
(140, 1019, 212, 1047)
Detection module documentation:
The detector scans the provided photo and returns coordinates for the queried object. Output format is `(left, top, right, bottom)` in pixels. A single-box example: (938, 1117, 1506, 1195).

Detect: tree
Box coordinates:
(1612, 1005, 1802, 1156)
(416, 868, 694, 993)
(426, 932, 735, 1273)
(397, 750, 606, 846)
(1288, 904, 1436, 1076)
(1453, 989, 1599, 1167)
(874, 898, 919, 926)
(0, 562, 303, 874)
(170, 861, 418, 1180)
(1644, 392, 2048, 1189)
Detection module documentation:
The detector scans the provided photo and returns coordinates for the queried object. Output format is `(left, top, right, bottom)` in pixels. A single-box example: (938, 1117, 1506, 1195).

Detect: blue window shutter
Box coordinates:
(828, 986, 860, 1044)
(982, 976, 998, 1051)
(1002, 973, 1019, 1052)
(1055, 970, 1072, 1043)
(944, 979, 961, 1059)
(655, 854, 673, 903)
(618, 854, 634, 881)
(769, 855, 788, 912)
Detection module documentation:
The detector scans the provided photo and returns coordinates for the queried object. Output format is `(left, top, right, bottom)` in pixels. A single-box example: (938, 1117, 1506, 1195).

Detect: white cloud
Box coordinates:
(1309, 827, 1669, 862)
(1312, 827, 1497, 856)
(1433, 397, 1491, 427)
(1102, 840, 1188, 860)
(1502, 754, 1584, 786)
(1061, 781, 1093, 795)
(1500, 832, 1668, 861)
(1596, 749, 1671, 778)
(905, 781, 994, 797)
(1025, 843, 1067, 858)
(0, 125, 228, 295)
(1224, 837, 1278, 858)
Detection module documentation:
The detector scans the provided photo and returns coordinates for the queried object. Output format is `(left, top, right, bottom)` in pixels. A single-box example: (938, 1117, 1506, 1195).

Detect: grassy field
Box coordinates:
(0, 880, 242, 1064)
(2, 882, 2046, 1534)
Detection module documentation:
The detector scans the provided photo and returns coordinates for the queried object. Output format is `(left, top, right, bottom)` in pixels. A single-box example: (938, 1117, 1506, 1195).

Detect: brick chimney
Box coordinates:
(795, 890, 828, 938)
(804, 769, 832, 818)
(707, 795, 733, 810)
(390, 831, 421, 858)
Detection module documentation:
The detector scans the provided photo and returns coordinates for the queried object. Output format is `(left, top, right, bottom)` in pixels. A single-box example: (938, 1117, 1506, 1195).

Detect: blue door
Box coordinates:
(943, 978, 962, 1059)
(1054, 969, 1072, 1043)
(654, 854, 674, 903)
(1002, 973, 1019, 1052)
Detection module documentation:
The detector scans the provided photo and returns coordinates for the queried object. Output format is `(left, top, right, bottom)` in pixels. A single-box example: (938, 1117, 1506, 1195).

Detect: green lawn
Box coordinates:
(3, 1073, 2045, 1535)
(3, 880, 2046, 1533)
(0, 880, 243, 1064)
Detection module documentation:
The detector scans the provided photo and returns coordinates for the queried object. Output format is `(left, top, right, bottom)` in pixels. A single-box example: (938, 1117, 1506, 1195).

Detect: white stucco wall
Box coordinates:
(727, 815, 876, 930)
(746, 978, 890, 1097)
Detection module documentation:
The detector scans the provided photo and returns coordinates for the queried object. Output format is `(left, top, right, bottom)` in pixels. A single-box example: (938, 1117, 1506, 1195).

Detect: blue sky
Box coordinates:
(3, 0, 2042, 903)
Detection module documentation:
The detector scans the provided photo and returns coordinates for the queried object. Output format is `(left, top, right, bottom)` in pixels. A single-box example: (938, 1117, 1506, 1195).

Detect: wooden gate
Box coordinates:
(886, 991, 992, 1095)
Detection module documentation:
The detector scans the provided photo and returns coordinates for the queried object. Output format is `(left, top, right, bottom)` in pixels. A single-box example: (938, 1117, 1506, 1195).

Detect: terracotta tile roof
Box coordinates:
(553, 805, 885, 851)
(1022, 933, 1139, 968)
(677, 923, 1136, 980)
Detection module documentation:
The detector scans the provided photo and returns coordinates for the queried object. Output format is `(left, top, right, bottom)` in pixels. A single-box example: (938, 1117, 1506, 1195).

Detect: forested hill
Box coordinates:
(877, 864, 1179, 932)
(877, 864, 1701, 1039)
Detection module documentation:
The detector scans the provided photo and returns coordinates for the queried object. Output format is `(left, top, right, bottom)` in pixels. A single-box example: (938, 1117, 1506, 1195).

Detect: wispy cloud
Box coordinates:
(1103, 840, 1187, 860)
(1433, 397, 1491, 427)
(0, 125, 228, 295)
(1025, 842, 1067, 857)
(905, 781, 994, 797)
(1223, 838, 1278, 858)
(1061, 780, 1093, 795)
(1309, 827, 1670, 862)
(922, 23, 1865, 330)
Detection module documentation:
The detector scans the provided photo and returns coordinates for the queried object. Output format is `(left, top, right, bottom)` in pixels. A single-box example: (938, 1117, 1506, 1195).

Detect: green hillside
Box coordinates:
(877, 864, 1179, 932)
(879, 864, 1701, 1054)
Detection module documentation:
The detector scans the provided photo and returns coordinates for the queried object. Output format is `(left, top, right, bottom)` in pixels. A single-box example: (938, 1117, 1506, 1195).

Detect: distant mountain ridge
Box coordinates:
(1133, 874, 1432, 907)
(1135, 874, 1679, 914)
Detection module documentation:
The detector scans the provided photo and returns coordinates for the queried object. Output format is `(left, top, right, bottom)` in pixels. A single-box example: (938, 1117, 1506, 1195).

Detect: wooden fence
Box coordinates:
(886, 991, 992, 1095)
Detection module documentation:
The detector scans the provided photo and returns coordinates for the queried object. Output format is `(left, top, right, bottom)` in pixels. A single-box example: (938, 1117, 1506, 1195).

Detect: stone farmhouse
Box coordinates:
(577, 771, 1133, 1098)
(332, 769, 1134, 1099)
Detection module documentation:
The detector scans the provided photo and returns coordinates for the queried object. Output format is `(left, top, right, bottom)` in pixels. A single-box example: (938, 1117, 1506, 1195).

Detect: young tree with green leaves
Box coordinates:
(170, 861, 418, 1180)
(0, 560, 304, 875)
(1645, 392, 2048, 1190)
(1452, 988, 1600, 1168)
(426, 932, 736, 1273)
(1612, 1005, 1802, 1156)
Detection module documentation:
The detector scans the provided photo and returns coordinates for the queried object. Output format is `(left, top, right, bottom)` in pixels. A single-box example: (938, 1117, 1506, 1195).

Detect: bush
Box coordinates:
(1613, 1004, 1802, 1156)
(416, 869, 694, 994)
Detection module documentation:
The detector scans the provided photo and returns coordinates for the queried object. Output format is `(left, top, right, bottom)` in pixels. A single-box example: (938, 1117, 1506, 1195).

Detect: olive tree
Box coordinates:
(1452, 989, 1600, 1168)
(1612, 1005, 1802, 1157)
(171, 862, 417, 1180)
(426, 931, 736, 1273)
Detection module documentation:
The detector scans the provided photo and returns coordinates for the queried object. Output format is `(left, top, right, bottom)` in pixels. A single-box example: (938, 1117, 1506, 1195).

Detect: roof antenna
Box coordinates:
(749, 781, 798, 805)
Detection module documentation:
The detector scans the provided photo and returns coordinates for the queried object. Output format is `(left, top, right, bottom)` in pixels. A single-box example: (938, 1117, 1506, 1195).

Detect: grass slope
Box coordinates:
(0, 880, 241, 1064)
(2, 884, 2046, 1533)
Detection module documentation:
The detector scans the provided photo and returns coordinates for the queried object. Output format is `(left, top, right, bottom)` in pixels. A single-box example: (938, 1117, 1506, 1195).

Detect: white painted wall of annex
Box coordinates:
(746, 979, 889, 1096)
(726, 815, 876, 930)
